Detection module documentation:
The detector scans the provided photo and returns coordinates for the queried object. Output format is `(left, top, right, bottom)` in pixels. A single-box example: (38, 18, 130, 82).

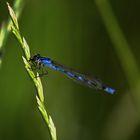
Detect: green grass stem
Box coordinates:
(0, 0, 24, 68)
(7, 3, 57, 140)
(95, 0, 140, 111)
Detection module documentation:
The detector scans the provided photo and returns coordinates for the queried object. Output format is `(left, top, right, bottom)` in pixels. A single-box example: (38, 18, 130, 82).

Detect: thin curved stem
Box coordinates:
(7, 3, 57, 140)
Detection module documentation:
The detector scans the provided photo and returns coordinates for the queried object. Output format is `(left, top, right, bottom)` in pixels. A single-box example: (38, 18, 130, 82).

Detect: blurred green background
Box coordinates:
(0, 0, 140, 140)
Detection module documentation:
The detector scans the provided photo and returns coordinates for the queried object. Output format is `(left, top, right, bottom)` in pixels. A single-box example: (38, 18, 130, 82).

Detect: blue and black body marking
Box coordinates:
(30, 54, 116, 94)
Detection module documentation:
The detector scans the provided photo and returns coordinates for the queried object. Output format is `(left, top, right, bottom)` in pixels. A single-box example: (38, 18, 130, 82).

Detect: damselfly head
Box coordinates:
(30, 54, 41, 62)
(29, 54, 43, 69)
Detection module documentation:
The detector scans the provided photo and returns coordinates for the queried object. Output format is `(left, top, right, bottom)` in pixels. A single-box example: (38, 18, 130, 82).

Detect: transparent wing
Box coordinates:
(52, 61, 109, 91)
(36, 56, 116, 94)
